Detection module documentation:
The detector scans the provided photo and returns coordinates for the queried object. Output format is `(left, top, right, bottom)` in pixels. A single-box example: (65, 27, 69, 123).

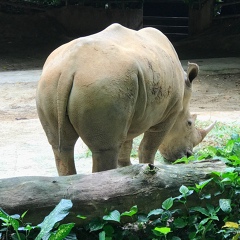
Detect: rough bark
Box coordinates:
(0, 160, 226, 226)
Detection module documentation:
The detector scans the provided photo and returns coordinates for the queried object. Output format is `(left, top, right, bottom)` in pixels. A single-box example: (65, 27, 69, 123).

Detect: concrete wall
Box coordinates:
(46, 5, 143, 37)
(188, 0, 214, 35)
(0, 6, 143, 45)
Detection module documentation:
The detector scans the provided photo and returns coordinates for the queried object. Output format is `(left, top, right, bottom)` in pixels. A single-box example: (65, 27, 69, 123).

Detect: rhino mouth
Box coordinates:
(162, 149, 193, 162)
(186, 150, 193, 158)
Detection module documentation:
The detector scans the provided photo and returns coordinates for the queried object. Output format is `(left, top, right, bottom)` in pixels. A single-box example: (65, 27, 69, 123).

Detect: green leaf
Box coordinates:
(19, 224, 37, 231)
(173, 156, 189, 164)
(222, 172, 238, 183)
(21, 211, 28, 220)
(162, 197, 174, 210)
(174, 217, 188, 228)
(200, 218, 210, 225)
(10, 214, 21, 220)
(76, 214, 87, 220)
(50, 223, 75, 240)
(206, 203, 217, 214)
(211, 171, 221, 177)
(99, 231, 106, 240)
(207, 146, 217, 156)
(6, 217, 19, 232)
(200, 193, 211, 200)
(35, 199, 73, 240)
(147, 209, 164, 218)
(89, 220, 105, 232)
(179, 185, 189, 195)
(103, 210, 120, 223)
(0, 210, 20, 232)
(189, 231, 197, 239)
(154, 226, 171, 235)
(225, 139, 235, 153)
(219, 199, 232, 213)
(211, 215, 219, 221)
(0, 208, 9, 220)
(190, 206, 209, 216)
(121, 205, 138, 217)
(195, 178, 213, 190)
(103, 224, 114, 237)
(0, 209, 20, 231)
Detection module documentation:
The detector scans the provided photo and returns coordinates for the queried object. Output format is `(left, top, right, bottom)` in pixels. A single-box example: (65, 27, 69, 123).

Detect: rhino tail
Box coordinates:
(57, 72, 75, 152)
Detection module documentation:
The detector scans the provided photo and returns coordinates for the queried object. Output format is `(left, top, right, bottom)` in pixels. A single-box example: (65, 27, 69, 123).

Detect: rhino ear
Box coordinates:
(191, 114, 197, 122)
(186, 62, 199, 84)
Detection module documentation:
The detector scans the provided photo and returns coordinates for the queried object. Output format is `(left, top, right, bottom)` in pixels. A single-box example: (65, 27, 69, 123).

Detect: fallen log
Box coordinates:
(0, 160, 226, 226)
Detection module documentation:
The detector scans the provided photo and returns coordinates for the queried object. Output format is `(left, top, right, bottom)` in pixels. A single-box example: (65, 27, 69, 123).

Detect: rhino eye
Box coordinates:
(187, 120, 192, 126)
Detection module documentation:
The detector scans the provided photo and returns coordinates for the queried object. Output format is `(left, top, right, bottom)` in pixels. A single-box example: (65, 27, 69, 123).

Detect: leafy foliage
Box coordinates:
(0, 199, 75, 240)
(36, 199, 74, 240)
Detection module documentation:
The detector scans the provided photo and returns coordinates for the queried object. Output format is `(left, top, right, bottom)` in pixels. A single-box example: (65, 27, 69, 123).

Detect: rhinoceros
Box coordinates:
(36, 23, 215, 176)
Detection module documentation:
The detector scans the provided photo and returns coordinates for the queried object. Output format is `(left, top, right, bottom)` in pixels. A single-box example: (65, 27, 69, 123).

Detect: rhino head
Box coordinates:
(159, 63, 216, 161)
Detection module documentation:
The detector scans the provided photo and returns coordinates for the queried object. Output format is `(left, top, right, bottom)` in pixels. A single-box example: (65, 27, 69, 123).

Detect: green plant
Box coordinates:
(0, 199, 75, 240)
(0, 209, 28, 240)
(35, 199, 74, 240)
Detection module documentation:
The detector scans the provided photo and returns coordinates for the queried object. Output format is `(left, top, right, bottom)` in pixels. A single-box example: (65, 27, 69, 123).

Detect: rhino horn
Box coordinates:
(199, 121, 217, 141)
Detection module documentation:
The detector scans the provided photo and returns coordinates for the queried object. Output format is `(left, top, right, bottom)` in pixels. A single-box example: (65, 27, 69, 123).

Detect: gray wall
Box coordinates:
(47, 6, 143, 37)
(0, 6, 143, 45)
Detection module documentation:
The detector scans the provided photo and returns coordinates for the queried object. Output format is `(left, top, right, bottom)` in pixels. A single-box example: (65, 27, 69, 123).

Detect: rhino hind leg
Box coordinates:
(53, 147, 77, 176)
(37, 107, 79, 176)
(51, 124, 79, 176)
(118, 140, 133, 167)
(46, 129, 78, 176)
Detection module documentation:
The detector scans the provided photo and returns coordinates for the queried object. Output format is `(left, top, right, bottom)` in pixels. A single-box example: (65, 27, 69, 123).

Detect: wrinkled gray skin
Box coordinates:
(36, 23, 215, 176)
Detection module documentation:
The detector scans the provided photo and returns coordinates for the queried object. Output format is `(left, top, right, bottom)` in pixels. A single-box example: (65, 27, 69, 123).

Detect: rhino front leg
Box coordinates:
(138, 131, 165, 164)
(92, 147, 119, 172)
(118, 140, 133, 167)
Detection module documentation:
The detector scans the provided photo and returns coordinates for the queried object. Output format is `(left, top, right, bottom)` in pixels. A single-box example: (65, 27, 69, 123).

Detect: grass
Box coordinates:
(195, 121, 240, 149)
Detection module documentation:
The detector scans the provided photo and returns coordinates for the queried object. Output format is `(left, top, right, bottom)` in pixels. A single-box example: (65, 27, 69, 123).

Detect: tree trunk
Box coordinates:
(0, 160, 225, 226)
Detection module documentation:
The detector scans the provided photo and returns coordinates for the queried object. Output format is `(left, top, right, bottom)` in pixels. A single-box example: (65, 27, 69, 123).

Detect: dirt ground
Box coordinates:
(0, 56, 239, 179)
(0, 69, 239, 122)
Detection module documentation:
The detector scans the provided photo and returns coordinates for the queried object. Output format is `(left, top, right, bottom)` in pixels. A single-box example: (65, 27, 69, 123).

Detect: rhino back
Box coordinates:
(40, 24, 185, 139)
